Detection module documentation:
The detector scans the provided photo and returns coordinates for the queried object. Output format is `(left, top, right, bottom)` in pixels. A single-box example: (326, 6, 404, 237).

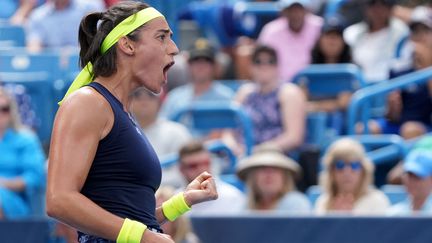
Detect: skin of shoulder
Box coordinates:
(234, 83, 256, 104)
(48, 86, 114, 193)
(277, 82, 306, 103)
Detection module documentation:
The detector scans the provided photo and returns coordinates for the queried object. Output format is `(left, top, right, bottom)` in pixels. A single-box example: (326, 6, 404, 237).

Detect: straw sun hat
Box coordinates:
(236, 144, 302, 181)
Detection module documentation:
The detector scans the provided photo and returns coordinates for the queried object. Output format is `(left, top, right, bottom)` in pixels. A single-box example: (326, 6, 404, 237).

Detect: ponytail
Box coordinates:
(76, 1, 149, 78)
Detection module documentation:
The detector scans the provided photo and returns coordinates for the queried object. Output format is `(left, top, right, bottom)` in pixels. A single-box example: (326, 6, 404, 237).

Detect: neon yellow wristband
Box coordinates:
(162, 192, 191, 221)
(117, 218, 147, 243)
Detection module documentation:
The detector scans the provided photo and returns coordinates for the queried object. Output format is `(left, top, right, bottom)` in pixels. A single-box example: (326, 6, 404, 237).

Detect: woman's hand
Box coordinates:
(183, 171, 218, 207)
(141, 229, 174, 243)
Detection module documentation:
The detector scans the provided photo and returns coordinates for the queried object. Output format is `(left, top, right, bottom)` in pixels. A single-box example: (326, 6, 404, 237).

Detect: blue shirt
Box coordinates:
(390, 68, 432, 125)
(80, 83, 162, 234)
(160, 82, 234, 119)
(0, 128, 45, 217)
(25, 0, 98, 48)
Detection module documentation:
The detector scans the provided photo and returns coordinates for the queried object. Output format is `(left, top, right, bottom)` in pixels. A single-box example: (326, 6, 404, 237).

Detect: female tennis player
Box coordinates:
(47, 2, 218, 243)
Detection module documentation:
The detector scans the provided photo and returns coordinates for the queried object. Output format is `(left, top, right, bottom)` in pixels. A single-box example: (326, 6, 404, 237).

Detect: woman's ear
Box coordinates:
(117, 36, 135, 56)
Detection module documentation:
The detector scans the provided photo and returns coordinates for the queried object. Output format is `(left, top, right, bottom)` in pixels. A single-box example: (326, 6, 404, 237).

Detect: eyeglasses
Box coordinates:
(252, 59, 277, 66)
(334, 160, 362, 171)
(0, 105, 10, 114)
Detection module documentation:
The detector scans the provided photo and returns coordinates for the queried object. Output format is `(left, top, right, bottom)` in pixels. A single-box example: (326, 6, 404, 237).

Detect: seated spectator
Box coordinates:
(306, 17, 352, 113)
(130, 87, 192, 187)
(130, 87, 192, 158)
(156, 186, 199, 243)
(258, 0, 323, 82)
(178, 141, 245, 214)
(388, 136, 432, 184)
(358, 9, 432, 139)
(388, 150, 432, 215)
(236, 144, 311, 212)
(343, 0, 409, 82)
(0, 87, 45, 219)
(6, 0, 41, 25)
(160, 38, 233, 114)
(224, 45, 306, 155)
(315, 138, 390, 215)
(25, 0, 104, 52)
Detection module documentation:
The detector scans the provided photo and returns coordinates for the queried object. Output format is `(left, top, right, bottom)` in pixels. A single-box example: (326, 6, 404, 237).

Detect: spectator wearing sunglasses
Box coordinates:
(177, 141, 245, 215)
(315, 138, 390, 215)
(0, 87, 45, 219)
(224, 45, 306, 156)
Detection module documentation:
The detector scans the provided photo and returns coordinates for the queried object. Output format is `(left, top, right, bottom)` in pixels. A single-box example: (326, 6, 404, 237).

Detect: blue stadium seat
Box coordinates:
(380, 184, 407, 205)
(170, 102, 255, 155)
(0, 24, 25, 47)
(305, 112, 328, 148)
(216, 79, 249, 93)
(0, 52, 62, 144)
(292, 64, 366, 100)
(305, 185, 322, 206)
(53, 52, 80, 103)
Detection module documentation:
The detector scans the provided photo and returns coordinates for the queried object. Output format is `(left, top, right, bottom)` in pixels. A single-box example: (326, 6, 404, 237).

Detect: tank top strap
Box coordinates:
(86, 82, 123, 145)
(87, 82, 124, 111)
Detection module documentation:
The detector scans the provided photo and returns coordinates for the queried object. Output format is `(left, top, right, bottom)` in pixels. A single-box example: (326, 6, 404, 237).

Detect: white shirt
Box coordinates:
(186, 179, 245, 215)
(344, 18, 409, 82)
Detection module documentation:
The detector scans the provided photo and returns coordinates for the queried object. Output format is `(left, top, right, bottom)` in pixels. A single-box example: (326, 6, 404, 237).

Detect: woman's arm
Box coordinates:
(155, 172, 218, 224)
(47, 89, 124, 240)
(264, 83, 306, 151)
(47, 88, 174, 243)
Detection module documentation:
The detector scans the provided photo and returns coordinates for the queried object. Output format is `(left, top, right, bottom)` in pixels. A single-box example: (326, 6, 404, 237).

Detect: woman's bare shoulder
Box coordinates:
(55, 87, 112, 130)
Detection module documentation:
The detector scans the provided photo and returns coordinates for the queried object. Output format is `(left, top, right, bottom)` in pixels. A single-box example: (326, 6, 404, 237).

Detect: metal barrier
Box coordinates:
(347, 67, 432, 135)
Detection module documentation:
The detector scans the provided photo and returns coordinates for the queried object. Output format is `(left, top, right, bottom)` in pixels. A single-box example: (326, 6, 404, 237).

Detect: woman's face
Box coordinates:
(319, 32, 344, 61)
(0, 95, 11, 132)
(254, 166, 286, 198)
(130, 17, 179, 94)
(250, 52, 278, 85)
(333, 160, 363, 194)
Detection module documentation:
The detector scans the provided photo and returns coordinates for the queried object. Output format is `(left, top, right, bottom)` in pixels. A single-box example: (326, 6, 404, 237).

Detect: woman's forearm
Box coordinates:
(46, 190, 124, 241)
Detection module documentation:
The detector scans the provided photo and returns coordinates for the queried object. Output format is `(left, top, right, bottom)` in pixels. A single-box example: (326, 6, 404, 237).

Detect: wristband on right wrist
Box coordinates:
(117, 218, 147, 243)
(162, 192, 191, 221)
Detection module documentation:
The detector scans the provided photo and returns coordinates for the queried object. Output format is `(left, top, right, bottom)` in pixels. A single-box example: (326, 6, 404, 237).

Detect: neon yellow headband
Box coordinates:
(59, 7, 164, 105)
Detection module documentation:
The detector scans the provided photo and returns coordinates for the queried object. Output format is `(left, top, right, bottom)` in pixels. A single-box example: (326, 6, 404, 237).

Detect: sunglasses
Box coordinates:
(0, 105, 10, 114)
(334, 160, 362, 171)
(252, 59, 277, 66)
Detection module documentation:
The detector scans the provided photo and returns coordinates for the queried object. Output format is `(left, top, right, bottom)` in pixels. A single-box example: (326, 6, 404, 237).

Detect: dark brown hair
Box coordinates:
(251, 45, 278, 64)
(78, 1, 150, 78)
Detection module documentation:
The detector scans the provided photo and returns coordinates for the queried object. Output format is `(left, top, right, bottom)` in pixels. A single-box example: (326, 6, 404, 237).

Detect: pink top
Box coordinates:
(258, 14, 323, 82)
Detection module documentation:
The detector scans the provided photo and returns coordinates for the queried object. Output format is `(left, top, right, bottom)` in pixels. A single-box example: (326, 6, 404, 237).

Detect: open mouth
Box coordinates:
(163, 61, 175, 81)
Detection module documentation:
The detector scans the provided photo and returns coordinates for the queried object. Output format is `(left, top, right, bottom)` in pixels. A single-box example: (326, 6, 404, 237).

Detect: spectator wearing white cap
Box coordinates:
(388, 150, 432, 216)
(236, 144, 311, 212)
(257, 0, 323, 83)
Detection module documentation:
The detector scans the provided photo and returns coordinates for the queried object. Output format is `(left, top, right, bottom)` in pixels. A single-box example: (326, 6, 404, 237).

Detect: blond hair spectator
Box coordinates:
(315, 138, 389, 215)
(236, 144, 311, 212)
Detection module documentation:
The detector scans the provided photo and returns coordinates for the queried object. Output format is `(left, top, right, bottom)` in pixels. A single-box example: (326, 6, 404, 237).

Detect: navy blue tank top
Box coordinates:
(80, 82, 162, 230)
